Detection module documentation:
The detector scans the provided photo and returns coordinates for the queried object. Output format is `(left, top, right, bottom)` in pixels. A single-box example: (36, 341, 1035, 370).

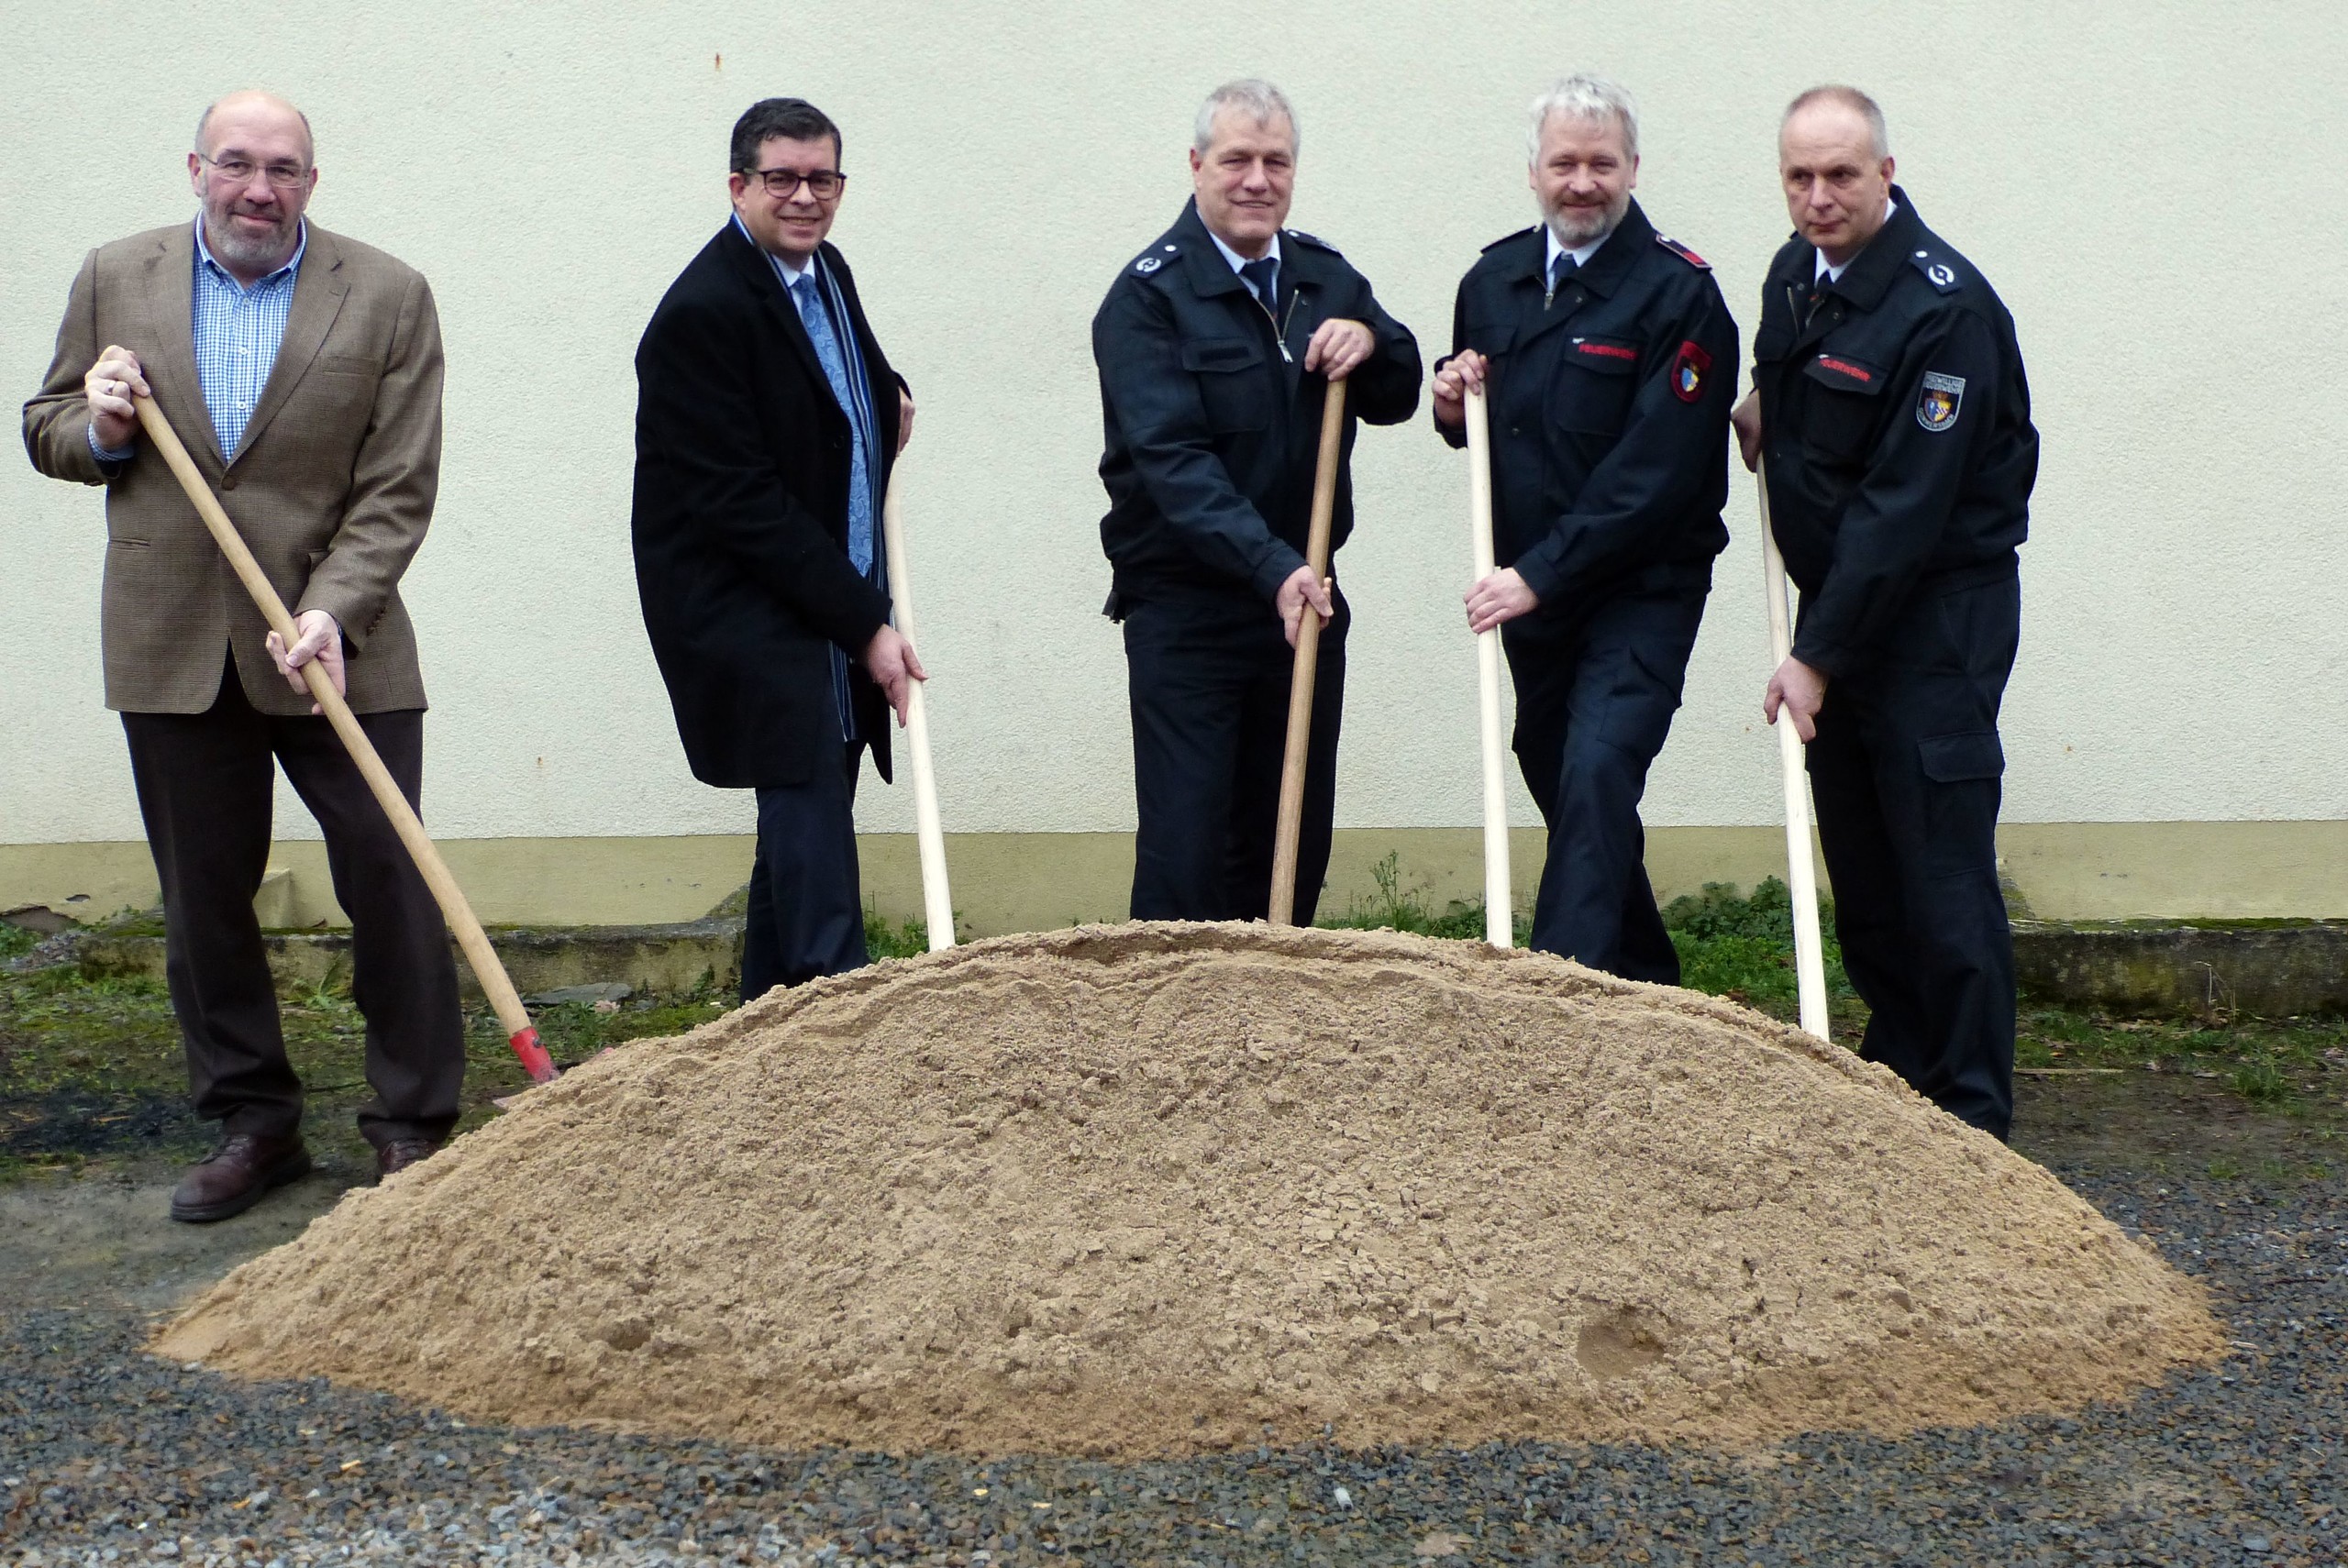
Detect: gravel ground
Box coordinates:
(4, 1080, 2343, 1567)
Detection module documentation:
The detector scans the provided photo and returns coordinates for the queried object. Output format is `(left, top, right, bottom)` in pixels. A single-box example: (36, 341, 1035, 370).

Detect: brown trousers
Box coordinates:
(120, 655, 463, 1150)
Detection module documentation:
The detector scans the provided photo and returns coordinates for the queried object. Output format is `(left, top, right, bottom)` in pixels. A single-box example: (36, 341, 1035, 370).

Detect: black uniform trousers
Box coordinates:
(118, 655, 463, 1152)
(1806, 572, 2021, 1139)
(1124, 590, 1347, 925)
(741, 722, 868, 1003)
(1504, 573, 1709, 983)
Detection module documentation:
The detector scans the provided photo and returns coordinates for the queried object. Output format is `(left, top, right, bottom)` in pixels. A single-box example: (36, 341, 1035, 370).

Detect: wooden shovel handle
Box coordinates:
(1755, 458, 1832, 1041)
(1268, 380, 1348, 926)
(880, 469, 955, 951)
(1463, 387, 1512, 949)
(130, 393, 556, 1083)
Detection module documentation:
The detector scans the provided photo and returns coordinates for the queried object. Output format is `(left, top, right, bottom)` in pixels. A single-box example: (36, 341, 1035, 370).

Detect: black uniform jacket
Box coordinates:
(1438, 201, 1735, 617)
(1754, 187, 2037, 678)
(633, 221, 903, 789)
(1093, 200, 1422, 607)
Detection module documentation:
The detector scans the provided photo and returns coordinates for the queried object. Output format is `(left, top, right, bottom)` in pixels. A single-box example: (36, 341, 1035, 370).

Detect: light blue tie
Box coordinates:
(789, 272, 874, 576)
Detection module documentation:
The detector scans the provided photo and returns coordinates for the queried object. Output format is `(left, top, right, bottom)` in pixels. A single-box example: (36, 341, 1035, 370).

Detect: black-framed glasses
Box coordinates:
(748, 166, 845, 200)
(198, 152, 311, 189)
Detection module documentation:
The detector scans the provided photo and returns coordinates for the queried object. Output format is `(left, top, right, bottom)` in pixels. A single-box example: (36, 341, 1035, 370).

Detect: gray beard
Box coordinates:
(1542, 199, 1625, 251)
(204, 211, 299, 274)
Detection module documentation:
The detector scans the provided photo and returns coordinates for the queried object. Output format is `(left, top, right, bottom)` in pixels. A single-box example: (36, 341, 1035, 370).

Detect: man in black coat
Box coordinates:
(1733, 85, 2038, 1139)
(1431, 76, 1735, 982)
(633, 97, 924, 1001)
(1093, 79, 1422, 924)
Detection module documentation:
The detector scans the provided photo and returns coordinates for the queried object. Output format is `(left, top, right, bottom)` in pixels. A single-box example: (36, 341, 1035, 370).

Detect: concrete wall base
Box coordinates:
(2012, 921, 2348, 1020)
(59, 914, 2348, 1021)
(9, 820, 2348, 936)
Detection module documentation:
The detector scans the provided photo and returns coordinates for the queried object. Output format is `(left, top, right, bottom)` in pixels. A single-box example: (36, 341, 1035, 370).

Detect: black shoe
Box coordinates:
(374, 1137, 443, 1181)
(169, 1133, 312, 1223)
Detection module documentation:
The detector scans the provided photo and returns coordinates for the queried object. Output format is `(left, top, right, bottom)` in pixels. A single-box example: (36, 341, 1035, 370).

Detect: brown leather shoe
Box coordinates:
(374, 1137, 442, 1181)
(169, 1133, 312, 1223)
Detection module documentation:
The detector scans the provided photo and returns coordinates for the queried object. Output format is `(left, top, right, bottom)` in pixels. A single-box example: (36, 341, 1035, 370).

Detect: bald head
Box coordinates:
(1781, 84, 1888, 162)
(187, 91, 317, 284)
(194, 90, 315, 165)
(1778, 84, 1895, 267)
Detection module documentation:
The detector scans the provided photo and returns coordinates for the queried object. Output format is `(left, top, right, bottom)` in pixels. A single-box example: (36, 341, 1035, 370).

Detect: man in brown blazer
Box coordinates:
(22, 91, 462, 1220)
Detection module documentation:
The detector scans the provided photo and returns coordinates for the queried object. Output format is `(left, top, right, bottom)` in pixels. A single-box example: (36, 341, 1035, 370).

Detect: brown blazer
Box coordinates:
(22, 220, 443, 715)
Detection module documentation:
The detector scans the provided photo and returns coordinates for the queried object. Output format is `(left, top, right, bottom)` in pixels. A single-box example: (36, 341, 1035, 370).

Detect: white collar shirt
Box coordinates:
(1207, 228, 1284, 310)
(1545, 225, 1607, 277)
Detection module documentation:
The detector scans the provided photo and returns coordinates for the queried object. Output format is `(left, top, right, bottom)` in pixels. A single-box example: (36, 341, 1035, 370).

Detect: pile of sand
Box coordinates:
(158, 922, 2221, 1455)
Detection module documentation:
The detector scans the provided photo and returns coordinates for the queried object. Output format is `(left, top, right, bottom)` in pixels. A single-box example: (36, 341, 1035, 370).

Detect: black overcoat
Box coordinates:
(632, 220, 903, 788)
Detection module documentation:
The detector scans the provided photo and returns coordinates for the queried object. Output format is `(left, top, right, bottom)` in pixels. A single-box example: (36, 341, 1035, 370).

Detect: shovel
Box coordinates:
(1461, 386, 1512, 949)
(1755, 458, 1832, 1040)
(132, 392, 559, 1085)
(879, 469, 954, 950)
(1267, 381, 1347, 927)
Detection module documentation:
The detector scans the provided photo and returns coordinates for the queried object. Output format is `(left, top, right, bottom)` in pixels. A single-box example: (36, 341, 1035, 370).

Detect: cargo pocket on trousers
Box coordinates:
(1917, 731, 2004, 878)
(1595, 641, 1690, 760)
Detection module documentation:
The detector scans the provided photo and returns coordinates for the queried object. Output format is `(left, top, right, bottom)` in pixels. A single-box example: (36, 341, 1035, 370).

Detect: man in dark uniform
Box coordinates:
(1732, 84, 2038, 1139)
(1431, 75, 1735, 982)
(1093, 79, 1421, 923)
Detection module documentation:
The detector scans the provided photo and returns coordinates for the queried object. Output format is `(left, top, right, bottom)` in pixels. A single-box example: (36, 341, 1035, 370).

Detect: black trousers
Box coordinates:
(1124, 590, 1347, 925)
(119, 656, 463, 1150)
(1806, 573, 2021, 1140)
(741, 737, 867, 1001)
(1503, 575, 1710, 984)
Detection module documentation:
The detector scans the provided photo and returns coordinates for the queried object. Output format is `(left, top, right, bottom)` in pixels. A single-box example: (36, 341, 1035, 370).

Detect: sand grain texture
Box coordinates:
(158, 923, 2222, 1455)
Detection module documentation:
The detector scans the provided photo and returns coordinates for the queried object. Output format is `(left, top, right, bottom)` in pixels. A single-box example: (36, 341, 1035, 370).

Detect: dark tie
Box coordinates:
(1240, 256, 1279, 319)
(1547, 251, 1577, 303)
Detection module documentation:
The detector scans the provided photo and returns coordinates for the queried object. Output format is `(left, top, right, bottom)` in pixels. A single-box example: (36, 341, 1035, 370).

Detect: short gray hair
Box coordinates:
(1784, 84, 1890, 160)
(1194, 79, 1299, 155)
(1526, 74, 1639, 162)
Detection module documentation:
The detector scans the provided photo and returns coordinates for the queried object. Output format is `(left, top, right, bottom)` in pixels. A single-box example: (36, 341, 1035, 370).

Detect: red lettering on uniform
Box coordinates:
(1817, 356, 1873, 382)
(1578, 341, 1637, 361)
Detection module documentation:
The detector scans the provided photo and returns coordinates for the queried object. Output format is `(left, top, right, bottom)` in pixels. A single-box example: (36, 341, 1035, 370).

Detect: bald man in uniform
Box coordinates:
(1733, 85, 2037, 1139)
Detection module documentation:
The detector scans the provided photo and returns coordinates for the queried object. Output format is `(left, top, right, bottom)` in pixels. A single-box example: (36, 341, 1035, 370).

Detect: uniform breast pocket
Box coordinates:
(1549, 335, 1640, 435)
(1799, 351, 1889, 461)
(1180, 337, 1270, 433)
(1460, 322, 1519, 416)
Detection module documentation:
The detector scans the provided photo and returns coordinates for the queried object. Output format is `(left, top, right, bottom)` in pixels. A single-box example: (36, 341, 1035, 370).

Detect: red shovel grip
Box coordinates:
(510, 1026, 559, 1085)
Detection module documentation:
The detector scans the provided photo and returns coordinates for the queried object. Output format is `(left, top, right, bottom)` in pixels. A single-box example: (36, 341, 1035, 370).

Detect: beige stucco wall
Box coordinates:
(5, 3, 2345, 920)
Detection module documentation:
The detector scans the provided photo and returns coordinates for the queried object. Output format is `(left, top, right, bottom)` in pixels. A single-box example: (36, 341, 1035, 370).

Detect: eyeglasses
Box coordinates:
(747, 166, 845, 201)
(198, 153, 312, 189)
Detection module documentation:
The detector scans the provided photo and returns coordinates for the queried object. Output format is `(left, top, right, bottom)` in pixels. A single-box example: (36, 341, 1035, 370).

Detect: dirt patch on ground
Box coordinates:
(156, 922, 2222, 1456)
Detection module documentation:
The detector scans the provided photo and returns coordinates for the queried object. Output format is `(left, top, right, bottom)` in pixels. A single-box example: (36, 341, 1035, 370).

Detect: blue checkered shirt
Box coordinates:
(89, 215, 307, 463)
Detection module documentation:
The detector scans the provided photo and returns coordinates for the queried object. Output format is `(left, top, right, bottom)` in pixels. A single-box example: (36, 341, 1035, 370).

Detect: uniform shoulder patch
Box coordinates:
(1916, 370, 1966, 432)
(1906, 249, 1963, 293)
(1481, 225, 1544, 255)
(1656, 235, 1711, 270)
(1131, 241, 1179, 276)
(1285, 227, 1342, 256)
